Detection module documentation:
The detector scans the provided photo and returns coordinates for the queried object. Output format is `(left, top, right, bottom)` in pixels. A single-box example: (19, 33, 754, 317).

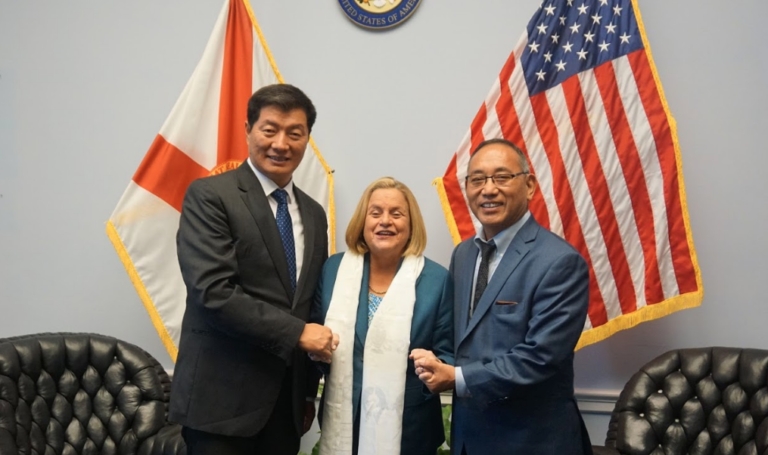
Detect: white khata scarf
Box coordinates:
(320, 252, 424, 455)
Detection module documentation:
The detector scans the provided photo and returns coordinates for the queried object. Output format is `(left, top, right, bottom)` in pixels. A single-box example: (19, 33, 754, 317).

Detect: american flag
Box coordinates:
(435, 0, 703, 349)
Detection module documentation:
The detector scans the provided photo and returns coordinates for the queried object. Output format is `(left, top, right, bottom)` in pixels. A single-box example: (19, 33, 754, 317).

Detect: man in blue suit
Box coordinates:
(411, 138, 592, 455)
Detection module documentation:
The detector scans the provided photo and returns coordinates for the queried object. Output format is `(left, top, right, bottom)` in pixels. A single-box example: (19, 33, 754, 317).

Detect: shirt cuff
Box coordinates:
(455, 366, 471, 397)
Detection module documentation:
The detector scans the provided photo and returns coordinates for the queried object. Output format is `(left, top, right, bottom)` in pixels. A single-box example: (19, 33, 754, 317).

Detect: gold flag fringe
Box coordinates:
(106, 221, 179, 361)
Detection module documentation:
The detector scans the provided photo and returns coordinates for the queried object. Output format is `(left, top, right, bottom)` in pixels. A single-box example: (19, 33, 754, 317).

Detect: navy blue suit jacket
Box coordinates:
(451, 216, 592, 454)
(314, 252, 454, 455)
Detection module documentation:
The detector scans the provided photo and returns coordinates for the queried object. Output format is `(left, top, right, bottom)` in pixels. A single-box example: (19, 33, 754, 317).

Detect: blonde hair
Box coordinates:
(345, 177, 427, 257)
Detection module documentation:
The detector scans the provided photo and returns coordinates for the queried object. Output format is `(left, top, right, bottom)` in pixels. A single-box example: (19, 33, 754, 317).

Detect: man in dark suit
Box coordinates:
(170, 84, 336, 455)
(411, 138, 592, 454)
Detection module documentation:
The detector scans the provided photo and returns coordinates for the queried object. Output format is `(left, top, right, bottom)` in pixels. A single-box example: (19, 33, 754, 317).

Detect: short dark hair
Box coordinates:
(470, 138, 530, 173)
(246, 84, 317, 132)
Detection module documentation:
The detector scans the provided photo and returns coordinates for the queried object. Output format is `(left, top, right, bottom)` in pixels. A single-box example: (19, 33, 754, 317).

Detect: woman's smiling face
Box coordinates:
(363, 188, 411, 258)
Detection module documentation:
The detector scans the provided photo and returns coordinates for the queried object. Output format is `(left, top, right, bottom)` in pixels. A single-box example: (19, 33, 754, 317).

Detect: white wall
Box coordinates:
(2, 0, 767, 448)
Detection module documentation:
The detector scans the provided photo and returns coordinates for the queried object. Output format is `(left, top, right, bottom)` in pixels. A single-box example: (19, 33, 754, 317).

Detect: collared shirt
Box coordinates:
(456, 211, 531, 397)
(468, 211, 530, 306)
(247, 158, 305, 283)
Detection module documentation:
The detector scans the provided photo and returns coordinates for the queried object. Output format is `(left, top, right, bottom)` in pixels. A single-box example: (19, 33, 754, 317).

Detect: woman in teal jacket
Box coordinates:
(312, 177, 453, 455)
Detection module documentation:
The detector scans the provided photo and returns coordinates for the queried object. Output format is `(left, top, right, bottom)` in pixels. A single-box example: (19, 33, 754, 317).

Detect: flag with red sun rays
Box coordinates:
(106, 0, 335, 361)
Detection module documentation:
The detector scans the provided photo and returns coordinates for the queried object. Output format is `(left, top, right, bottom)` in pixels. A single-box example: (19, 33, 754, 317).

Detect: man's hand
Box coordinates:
(299, 323, 337, 358)
(308, 332, 339, 363)
(302, 401, 316, 435)
(410, 348, 455, 394)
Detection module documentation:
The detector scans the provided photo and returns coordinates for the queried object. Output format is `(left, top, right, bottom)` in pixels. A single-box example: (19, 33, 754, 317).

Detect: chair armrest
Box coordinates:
(138, 424, 187, 455)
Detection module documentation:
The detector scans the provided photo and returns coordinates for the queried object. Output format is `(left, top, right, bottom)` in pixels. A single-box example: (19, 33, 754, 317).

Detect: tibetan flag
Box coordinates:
(106, 0, 335, 361)
(434, 0, 702, 349)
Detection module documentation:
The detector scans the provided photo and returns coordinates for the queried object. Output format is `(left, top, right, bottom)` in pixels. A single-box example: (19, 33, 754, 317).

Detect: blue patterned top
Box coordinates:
(367, 292, 383, 326)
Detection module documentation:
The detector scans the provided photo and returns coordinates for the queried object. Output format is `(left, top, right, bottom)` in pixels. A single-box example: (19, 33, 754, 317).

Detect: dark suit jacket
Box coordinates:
(169, 162, 328, 438)
(314, 253, 454, 455)
(451, 216, 592, 455)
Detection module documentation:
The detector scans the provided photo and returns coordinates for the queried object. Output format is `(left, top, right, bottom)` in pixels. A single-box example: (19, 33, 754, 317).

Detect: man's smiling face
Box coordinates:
(245, 105, 309, 187)
(466, 143, 537, 239)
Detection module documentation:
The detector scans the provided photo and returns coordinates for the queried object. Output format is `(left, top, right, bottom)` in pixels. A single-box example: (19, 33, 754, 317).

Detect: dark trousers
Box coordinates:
(182, 371, 299, 455)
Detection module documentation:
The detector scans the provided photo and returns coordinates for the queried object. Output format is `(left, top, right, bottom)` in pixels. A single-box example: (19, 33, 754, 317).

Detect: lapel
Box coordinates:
(236, 164, 294, 301)
(459, 217, 540, 347)
(293, 186, 317, 308)
(454, 241, 476, 344)
(355, 255, 371, 347)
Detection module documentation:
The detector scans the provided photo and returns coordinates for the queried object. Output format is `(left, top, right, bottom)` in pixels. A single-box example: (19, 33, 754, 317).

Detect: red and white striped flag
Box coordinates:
(106, 0, 335, 361)
(434, 0, 702, 349)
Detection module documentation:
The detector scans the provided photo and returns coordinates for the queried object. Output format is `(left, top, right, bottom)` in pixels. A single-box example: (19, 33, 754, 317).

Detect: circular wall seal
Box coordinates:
(337, 0, 422, 30)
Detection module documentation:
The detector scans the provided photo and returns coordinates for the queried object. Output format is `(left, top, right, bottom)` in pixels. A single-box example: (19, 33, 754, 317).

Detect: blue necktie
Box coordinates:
(271, 189, 296, 291)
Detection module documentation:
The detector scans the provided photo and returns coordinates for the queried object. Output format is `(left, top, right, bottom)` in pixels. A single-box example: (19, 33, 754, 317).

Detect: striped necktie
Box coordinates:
(471, 240, 496, 317)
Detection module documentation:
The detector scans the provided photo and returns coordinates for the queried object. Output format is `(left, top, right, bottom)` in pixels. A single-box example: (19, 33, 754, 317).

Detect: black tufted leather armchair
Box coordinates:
(592, 347, 768, 455)
(0, 333, 186, 455)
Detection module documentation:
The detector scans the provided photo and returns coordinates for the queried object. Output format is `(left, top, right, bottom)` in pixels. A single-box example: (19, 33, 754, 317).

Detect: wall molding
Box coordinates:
(439, 388, 620, 414)
(574, 388, 620, 415)
(168, 368, 619, 415)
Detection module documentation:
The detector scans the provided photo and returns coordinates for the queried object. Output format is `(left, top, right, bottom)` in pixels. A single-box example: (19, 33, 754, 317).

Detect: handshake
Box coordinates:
(298, 324, 455, 394)
(299, 323, 340, 364)
(409, 348, 456, 394)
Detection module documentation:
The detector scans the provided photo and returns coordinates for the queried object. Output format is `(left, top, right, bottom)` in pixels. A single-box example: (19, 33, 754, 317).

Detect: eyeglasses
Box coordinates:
(465, 172, 529, 188)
